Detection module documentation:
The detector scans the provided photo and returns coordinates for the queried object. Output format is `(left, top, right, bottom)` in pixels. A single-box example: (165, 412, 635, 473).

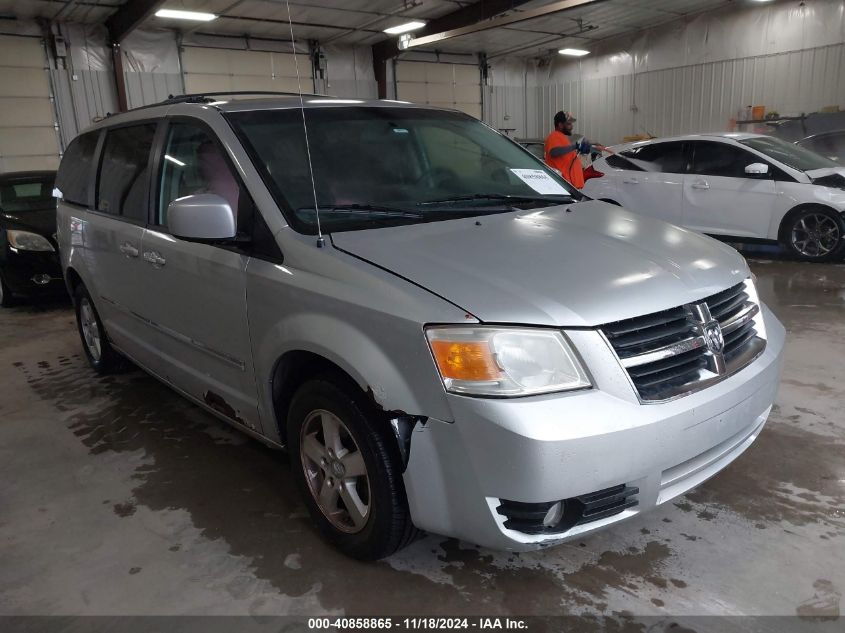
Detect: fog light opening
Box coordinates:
(31, 274, 51, 286)
(542, 501, 565, 528)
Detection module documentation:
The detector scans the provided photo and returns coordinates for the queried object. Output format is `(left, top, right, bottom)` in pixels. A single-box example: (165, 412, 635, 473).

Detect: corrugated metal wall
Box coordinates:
(631, 43, 845, 141)
(49, 23, 117, 145)
(487, 0, 845, 143)
(124, 72, 183, 110)
(490, 41, 845, 143)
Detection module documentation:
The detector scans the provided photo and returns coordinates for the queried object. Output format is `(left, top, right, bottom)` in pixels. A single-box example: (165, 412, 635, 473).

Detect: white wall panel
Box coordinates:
(396, 60, 482, 119)
(181, 46, 313, 96)
(0, 34, 61, 172)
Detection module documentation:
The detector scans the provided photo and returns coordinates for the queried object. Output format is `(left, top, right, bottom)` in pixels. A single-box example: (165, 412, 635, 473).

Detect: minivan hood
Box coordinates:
(331, 201, 749, 327)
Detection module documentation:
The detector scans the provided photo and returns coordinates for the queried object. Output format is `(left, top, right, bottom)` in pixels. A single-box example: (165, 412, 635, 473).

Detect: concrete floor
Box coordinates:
(0, 256, 843, 620)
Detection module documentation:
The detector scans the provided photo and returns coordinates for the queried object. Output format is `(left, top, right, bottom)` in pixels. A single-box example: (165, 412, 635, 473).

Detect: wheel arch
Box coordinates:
(776, 202, 842, 243)
(266, 332, 441, 450)
(64, 266, 84, 299)
(271, 349, 367, 445)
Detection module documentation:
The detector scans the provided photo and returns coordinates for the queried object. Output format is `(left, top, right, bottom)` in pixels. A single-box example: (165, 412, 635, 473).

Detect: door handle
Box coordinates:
(691, 180, 710, 190)
(622, 177, 639, 184)
(119, 242, 139, 258)
(143, 250, 166, 267)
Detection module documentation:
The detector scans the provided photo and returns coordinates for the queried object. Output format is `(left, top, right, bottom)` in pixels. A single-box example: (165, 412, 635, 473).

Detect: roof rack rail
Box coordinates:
(162, 90, 327, 104)
(105, 90, 332, 117)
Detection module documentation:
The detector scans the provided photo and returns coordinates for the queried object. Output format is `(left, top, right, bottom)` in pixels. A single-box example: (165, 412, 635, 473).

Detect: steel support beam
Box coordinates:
(105, 0, 166, 43)
(372, 0, 534, 98)
(404, 0, 609, 49)
(105, 0, 165, 112)
(112, 42, 129, 112)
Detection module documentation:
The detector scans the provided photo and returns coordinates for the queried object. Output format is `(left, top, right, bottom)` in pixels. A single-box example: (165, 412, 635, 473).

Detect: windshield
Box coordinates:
(0, 176, 55, 213)
(739, 136, 839, 172)
(227, 107, 578, 233)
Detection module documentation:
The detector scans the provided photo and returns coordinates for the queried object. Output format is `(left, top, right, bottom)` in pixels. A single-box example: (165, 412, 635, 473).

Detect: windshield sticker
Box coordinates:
(509, 169, 569, 195)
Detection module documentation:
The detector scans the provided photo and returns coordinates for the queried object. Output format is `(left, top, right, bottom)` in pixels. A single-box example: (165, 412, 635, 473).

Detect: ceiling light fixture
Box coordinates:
(384, 21, 426, 35)
(559, 48, 590, 56)
(155, 9, 218, 21)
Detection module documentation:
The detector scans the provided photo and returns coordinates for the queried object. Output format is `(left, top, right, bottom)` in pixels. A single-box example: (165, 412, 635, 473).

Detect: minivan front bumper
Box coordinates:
(403, 305, 785, 551)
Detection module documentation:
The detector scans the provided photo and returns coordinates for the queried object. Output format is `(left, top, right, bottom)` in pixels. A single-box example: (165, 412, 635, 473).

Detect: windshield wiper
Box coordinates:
(417, 193, 574, 206)
(299, 204, 424, 219)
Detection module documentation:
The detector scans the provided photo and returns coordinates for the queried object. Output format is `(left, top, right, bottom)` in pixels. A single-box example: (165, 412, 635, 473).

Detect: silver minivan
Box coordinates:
(55, 95, 785, 559)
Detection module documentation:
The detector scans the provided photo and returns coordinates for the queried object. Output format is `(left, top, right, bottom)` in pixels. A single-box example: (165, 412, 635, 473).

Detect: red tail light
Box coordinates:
(583, 165, 604, 181)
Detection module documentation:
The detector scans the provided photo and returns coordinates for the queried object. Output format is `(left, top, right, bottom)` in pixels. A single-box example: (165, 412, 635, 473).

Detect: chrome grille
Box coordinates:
(601, 280, 766, 402)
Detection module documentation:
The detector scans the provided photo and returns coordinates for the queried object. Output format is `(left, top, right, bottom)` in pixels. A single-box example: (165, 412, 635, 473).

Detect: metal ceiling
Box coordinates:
(0, 0, 740, 57)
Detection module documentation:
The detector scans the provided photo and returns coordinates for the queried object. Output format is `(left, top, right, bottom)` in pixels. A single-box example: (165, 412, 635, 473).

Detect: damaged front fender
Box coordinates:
(389, 415, 427, 471)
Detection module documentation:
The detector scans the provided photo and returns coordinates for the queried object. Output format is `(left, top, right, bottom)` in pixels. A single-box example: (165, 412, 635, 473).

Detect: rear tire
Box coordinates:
(73, 283, 126, 374)
(0, 275, 14, 308)
(781, 206, 845, 262)
(287, 374, 419, 560)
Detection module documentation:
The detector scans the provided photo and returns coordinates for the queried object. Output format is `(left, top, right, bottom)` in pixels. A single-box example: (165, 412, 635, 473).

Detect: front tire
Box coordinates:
(781, 206, 845, 262)
(73, 284, 125, 374)
(287, 375, 418, 560)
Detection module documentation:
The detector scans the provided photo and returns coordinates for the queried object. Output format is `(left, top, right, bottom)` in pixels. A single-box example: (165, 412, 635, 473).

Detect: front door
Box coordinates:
(138, 120, 261, 432)
(683, 140, 777, 239)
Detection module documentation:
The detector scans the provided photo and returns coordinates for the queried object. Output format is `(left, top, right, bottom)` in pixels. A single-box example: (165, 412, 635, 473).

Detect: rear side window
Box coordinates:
(605, 154, 643, 171)
(620, 142, 687, 173)
(97, 123, 157, 221)
(690, 141, 758, 178)
(55, 132, 99, 206)
(0, 176, 55, 213)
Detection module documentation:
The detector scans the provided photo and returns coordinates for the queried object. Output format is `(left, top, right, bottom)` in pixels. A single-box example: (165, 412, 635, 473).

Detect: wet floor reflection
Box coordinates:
(4, 256, 844, 619)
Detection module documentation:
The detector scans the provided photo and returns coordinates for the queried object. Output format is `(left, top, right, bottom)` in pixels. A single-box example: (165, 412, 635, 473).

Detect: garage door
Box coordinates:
(395, 61, 481, 119)
(181, 47, 313, 95)
(0, 35, 61, 172)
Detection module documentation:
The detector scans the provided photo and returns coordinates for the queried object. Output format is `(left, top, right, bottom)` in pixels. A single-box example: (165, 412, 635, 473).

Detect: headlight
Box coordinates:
(7, 230, 54, 252)
(426, 326, 591, 397)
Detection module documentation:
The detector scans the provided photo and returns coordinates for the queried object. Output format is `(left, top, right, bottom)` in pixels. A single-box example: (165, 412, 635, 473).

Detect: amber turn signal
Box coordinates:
(430, 340, 501, 382)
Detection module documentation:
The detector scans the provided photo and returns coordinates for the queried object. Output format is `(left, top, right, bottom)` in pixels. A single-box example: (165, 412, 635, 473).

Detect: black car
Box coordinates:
(0, 171, 65, 306)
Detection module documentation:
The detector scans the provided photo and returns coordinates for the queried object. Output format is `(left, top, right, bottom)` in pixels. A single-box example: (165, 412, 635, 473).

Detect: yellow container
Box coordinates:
(751, 105, 766, 120)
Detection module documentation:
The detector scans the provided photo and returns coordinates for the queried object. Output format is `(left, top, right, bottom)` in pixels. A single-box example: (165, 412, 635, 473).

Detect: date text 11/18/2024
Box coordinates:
(308, 618, 529, 630)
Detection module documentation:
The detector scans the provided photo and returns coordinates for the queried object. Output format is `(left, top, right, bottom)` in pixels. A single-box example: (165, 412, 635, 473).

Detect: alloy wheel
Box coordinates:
(300, 409, 371, 533)
(791, 213, 841, 258)
(79, 297, 102, 362)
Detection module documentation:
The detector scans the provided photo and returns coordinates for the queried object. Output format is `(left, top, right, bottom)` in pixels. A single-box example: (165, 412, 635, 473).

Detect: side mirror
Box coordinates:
(745, 163, 769, 178)
(167, 193, 236, 240)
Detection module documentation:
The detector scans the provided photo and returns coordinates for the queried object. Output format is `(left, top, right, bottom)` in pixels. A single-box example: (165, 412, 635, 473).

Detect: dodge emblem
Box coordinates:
(703, 320, 725, 354)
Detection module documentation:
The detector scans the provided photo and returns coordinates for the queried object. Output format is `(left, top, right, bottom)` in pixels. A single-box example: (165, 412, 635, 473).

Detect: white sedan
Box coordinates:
(583, 132, 845, 261)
